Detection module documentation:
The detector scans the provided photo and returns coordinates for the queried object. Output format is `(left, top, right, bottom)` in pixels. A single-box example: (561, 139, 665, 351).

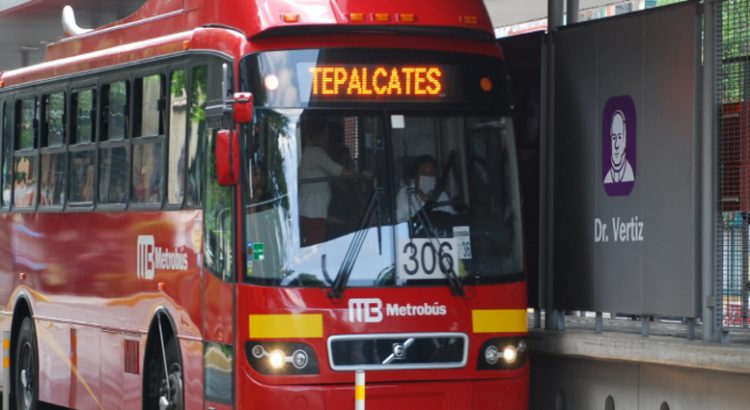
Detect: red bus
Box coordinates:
(0, 0, 528, 409)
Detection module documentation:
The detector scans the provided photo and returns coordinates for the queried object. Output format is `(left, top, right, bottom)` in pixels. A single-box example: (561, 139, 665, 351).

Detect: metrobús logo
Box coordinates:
(136, 235, 189, 280)
(348, 298, 448, 323)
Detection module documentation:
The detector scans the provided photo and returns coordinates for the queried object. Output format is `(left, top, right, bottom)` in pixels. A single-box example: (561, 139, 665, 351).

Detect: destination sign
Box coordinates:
(307, 65, 446, 99)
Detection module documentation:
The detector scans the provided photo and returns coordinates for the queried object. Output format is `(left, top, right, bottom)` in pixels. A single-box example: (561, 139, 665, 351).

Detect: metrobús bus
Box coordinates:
(0, 0, 528, 408)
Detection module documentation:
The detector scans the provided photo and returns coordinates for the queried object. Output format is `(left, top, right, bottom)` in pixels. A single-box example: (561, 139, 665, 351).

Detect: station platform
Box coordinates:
(529, 313, 750, 374)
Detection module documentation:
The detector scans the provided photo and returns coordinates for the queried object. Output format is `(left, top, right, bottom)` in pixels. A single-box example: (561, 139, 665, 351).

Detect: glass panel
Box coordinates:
(46, 93, 65, 147)
(168, 69, 188, 205)
(40, 152, 66, 207)
(75, 90, 95, 144)
(131, 142, 163, 204)
(243, 110, 523, 288)
(19, 99, 36, 150)
(187, 65, 207, 206)
(2, 102, 13, 207)
(205, 128, 233, 280)
(99, 147, 128, 204)
(390, 115, 523, 282)
(69, 150, 95, 204)
(139, 75, 163, 137)
(244, 109, 392, 286)
(13, 155, 36, 207)
(106, 81, 128, 140)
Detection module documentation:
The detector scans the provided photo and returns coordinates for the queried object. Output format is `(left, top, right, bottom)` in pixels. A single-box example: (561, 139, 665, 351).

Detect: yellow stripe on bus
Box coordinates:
(355, 385, 365, 401)
(471, 309, 528, 333)
(249, 314, 323, 339)
(3, 358, 8, 369)
(3, 338, 9, 350)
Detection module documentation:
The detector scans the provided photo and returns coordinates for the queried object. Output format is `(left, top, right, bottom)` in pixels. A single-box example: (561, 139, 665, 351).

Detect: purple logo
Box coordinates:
(602, 95, 636, 196)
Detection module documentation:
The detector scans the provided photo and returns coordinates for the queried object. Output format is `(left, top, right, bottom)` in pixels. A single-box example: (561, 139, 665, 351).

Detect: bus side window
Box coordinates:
(203, 62, 232, 281)
(131, 74, 165, 206)
(13, 98, 38, 209)
(186, 65, 207, 207)
(168, 69, 188, 206)
(1, 101, 11, 209)
(101, 81, 130, 141)
(98, 81, 130, 206)
(39, 92, 66, 208)
(68, 89, 96, 206)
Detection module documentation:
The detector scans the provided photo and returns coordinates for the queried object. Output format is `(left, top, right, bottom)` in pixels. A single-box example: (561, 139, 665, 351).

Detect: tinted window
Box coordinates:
(168, 69, 188, 205)
(102, 81, 129, 141)
(45, 93, 65, 147)
(18, 98, 36, 150)
(187, 65, 207, 206)
(73, 89, 96, 144)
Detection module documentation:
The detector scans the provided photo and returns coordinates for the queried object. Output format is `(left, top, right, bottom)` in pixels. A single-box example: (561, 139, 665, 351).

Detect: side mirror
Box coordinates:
(216, 129, 240, 186)
(232, 92, 253, 124)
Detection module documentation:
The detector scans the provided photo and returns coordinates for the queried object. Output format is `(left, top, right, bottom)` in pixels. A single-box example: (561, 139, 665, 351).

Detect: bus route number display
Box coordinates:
(307, 65, 446, 100)
(397, 238, 459, 281)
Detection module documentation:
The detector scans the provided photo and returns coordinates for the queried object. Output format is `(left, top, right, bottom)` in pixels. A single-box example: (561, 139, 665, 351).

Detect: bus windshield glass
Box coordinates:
(241, 50, 522, 288)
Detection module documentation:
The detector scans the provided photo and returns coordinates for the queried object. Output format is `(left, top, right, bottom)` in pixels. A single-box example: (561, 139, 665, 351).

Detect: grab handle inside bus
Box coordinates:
(216, 129, 240, 186)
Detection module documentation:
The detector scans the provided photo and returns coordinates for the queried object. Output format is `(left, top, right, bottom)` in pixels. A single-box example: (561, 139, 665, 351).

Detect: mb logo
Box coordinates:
(137, 235, 155, 280)
(348, 298, 383, 323)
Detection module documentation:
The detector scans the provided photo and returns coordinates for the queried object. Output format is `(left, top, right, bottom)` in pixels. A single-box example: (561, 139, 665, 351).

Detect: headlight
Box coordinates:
(246, 341, 320, 375)
(477, 337, 527, 370)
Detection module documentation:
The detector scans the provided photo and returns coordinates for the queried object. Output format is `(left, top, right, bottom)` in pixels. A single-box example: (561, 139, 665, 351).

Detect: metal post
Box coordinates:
(541, 38, 559, 330)
(642, 316, 650, 337)
(3, 330, 9, 410)
(566, 0, 580, 24)
(595, 312, 603, 333)
(702, 0, 719, 343)
(687, 317, 696, 340)
(549, 0, 564, 30)
(355, 370, 365, 410)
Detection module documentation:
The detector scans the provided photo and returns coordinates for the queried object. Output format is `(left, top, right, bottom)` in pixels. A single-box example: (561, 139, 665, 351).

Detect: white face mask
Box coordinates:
(418, 175, 436, 194)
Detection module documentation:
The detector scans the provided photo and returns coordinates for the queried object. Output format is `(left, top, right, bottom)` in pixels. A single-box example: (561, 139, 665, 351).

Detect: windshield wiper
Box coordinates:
(408, 190, 465, 297)
(328, 188, 383, 299)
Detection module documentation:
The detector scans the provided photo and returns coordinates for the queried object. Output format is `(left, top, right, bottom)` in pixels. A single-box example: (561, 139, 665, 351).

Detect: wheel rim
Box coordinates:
(158, 362, 183, 410)
(19, 340, 34, 410)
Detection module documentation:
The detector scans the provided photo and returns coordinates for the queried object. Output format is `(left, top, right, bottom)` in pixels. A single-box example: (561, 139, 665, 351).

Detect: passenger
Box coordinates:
(326, 123, 368, 238)
(395, 155, 455, 223)
(298, 117, 355, 246)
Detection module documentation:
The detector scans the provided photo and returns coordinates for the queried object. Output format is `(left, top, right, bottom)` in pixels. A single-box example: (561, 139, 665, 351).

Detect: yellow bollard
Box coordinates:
(3, 330, 10, 410)
(355, 370, 365, 410)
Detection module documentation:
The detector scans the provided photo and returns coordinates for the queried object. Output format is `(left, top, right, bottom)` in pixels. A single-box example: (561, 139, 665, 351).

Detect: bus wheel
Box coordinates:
(158, 337, 184, 410)
(144, 332, 183, 410)
(14, 317, 38, 410)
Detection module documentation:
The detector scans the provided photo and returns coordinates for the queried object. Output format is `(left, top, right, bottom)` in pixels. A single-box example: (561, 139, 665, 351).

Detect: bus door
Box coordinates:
(201, 60, 237, 409)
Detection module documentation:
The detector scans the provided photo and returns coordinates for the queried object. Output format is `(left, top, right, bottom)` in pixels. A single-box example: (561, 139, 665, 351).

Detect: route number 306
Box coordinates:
(397, 238, 459, 281)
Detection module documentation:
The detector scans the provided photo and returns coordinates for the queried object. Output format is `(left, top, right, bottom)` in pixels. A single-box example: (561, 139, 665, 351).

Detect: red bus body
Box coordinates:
(0, 0, 528, 409)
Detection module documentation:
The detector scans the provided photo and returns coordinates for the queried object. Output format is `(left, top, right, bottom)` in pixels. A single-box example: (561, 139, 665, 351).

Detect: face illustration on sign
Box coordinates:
(602, 96, 636, 196)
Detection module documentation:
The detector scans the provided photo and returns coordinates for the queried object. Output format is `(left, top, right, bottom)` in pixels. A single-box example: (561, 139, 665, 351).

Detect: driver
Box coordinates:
(395, 155, 455, 223)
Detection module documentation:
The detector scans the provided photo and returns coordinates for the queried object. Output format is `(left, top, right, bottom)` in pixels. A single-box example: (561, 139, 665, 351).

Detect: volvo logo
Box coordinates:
(382, 338, 415, 364)
(392, 343, 407, 360)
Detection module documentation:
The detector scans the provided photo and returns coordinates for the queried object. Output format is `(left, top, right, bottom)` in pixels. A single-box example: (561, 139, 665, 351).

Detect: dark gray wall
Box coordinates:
(552, 2, 700, 316)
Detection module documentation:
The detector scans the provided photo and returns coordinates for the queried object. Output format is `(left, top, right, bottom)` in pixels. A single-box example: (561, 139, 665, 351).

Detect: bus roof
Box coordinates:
(44, 0, 494, 61)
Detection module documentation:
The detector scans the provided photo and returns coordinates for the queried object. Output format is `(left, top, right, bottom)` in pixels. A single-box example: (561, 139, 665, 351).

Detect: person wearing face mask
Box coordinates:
(395, 155, 455, 223)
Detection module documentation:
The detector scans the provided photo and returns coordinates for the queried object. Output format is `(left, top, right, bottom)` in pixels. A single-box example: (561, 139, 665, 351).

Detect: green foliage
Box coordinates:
(721, 0, 750, 103)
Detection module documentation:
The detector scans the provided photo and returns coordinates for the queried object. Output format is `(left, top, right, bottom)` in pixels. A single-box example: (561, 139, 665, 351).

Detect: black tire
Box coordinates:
(143, 334, 183, 410)
(13, 317, 39, 410)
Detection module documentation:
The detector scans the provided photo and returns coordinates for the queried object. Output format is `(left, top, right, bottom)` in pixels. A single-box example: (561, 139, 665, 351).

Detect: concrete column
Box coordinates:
(702, 0, 719, 342)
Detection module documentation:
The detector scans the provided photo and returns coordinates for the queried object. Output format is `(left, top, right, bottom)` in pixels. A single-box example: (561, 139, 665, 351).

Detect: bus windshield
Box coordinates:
(240, 48, 521, 288)
(243, 109, 523, 288)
